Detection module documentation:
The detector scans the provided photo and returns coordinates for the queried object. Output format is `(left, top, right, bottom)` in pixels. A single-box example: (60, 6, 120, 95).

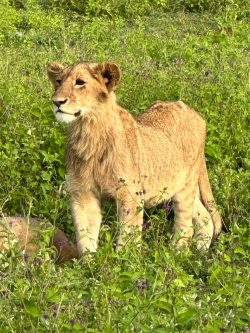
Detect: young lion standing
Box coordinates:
(47, 61, 221, 254)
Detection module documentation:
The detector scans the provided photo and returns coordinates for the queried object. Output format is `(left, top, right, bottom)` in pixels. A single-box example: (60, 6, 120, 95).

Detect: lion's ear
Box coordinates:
(97, 62, 121, 92)
(47, 62, 64, 84)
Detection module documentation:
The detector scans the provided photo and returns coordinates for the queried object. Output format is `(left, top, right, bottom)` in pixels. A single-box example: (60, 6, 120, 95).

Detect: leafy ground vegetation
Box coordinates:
(0, 0, 249, 332)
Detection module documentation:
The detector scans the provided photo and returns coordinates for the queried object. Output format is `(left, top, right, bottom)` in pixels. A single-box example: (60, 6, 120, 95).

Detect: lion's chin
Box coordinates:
(55, 110, 82, 123)
(55, 111, 77, 124)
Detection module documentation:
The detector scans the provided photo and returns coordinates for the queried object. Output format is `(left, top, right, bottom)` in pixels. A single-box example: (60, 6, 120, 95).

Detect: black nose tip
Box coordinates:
(53, 99, 68, 108)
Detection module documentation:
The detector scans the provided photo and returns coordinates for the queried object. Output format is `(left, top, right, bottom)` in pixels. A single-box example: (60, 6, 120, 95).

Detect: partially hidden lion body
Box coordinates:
(47, 61, 222, 254)
(0, 216, 79, 263)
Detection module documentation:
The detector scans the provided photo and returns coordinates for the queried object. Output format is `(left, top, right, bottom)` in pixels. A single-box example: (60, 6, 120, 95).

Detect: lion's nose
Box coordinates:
(53, 99, 68, 108)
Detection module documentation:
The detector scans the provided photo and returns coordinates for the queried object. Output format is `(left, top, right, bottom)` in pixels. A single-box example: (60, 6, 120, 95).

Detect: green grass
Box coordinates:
(0, 2, 249, 332)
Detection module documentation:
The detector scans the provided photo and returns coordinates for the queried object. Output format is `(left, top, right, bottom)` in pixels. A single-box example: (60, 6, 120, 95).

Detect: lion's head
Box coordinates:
(47, 62, 121, 123)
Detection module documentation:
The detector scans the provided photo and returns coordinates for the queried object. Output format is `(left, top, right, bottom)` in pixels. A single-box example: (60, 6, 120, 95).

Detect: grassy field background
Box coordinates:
(0, 1, 249, 332)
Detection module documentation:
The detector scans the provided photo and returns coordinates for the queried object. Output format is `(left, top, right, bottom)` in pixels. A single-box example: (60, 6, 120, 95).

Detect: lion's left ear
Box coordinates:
(97, 62, 121, 92)
(47, 62, 64, 85)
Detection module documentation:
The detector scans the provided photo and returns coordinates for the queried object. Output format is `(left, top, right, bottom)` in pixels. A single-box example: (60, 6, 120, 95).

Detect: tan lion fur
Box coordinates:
(47, 61, 222, 254)
(0, 216, 79, 263)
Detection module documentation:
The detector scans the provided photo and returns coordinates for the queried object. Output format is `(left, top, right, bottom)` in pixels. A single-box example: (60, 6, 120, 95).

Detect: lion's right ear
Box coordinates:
(47, 62, 64, 85)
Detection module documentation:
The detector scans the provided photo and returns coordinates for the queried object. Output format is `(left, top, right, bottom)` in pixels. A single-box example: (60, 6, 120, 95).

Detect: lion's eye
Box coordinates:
(76, 79, 85, 86)
(56, 79, 62, 85)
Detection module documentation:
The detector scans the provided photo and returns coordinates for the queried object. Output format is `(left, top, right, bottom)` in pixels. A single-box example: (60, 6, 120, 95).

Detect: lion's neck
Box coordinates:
(65, 102, 134, 179)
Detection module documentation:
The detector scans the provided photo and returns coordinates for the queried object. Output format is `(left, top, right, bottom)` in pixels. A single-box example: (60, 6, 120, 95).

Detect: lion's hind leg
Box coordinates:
(192, 194, 214, 250)
(172, 187, 196, 249)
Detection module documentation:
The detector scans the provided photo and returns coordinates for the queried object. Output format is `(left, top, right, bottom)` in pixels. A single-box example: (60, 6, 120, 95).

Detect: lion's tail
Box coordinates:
(198, 155, 222, 238)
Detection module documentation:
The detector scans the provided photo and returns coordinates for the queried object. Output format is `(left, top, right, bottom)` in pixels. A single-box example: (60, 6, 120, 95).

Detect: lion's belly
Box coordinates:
(119, 163, 188, 209)
(145, 172, 187, 207)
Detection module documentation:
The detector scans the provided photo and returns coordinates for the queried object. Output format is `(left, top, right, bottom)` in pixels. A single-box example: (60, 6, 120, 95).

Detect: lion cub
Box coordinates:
(47, 61, 222, 254)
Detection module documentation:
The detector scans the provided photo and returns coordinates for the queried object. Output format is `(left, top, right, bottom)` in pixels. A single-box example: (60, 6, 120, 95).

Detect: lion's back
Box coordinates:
(134, 100, 207, 177)
(137, 100, 204, 129)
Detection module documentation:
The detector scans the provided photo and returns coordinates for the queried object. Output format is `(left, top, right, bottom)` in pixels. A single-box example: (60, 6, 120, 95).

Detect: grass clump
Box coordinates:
(0, 1, 249, 332)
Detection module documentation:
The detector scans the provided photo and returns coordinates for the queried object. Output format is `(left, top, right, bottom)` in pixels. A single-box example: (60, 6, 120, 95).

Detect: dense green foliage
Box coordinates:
(0, 1, 249, 332)
(8, 0, 250, 18)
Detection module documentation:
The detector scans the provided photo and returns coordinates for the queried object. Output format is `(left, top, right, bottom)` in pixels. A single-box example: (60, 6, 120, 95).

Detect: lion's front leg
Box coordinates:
(116, 188, 144, 250)
(71, 192, 102, 255)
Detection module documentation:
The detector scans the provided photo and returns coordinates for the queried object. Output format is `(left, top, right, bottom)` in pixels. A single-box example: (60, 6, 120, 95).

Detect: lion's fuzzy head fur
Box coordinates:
(47, 61, 121, 124)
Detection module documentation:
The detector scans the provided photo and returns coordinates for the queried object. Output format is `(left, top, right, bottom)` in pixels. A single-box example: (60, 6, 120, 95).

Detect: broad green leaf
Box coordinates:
(173, 278, 186, 288)
(46, 288, 62, 303)
(176, 308, 197, 327)
(23, 299, 41, 318)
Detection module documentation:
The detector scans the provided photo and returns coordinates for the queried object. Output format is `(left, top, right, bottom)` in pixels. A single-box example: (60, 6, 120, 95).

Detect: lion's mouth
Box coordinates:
(56, 109, 81, 117)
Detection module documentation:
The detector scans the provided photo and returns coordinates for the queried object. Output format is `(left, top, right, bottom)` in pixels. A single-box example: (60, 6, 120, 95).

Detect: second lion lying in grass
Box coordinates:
(47, 61, 222, 254)
(0, 216, 79, 264)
